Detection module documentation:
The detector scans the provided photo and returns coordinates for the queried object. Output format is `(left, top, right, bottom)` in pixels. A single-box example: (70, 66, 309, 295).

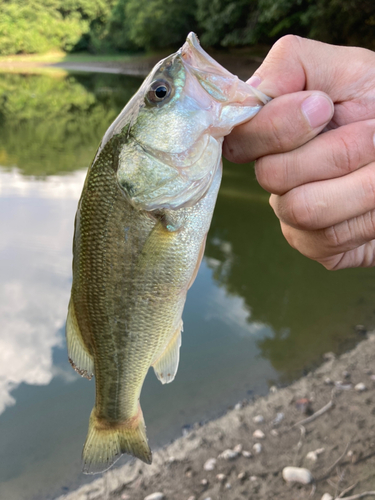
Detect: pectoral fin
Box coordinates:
(152, 323, 182, 384)
(66, 299, 94, 380)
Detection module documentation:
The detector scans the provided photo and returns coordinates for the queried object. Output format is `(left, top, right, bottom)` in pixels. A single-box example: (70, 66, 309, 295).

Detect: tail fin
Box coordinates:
(82, 407, 152, 474)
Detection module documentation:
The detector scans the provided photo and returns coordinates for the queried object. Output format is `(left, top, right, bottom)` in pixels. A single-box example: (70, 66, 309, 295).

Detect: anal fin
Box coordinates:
(66, 299, 94, 380)
(152, 322, 182, 385)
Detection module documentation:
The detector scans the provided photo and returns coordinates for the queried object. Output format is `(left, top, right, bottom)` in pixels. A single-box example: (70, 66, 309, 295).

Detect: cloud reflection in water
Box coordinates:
(0, 168, 85, 415)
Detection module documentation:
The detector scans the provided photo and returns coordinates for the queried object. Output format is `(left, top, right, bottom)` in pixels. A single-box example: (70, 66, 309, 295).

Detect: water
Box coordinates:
(1, 70, 375, 500)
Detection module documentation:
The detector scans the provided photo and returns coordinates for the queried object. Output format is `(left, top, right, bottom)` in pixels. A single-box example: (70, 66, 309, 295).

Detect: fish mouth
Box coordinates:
(178, 32, 270, 108)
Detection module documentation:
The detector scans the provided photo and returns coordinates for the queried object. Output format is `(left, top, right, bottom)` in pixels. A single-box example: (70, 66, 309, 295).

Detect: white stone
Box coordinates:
(200, 479, 208, 486)
(218, 449, 239, 460)
(144, 493, 165, 500)
(269, 385, 278, 393)
(253, 443, 262, 454)
(306, 448, 324, 462)
(250, 476, 257, 481)
(187, 496, 196, 500)
(216, 473, 226, 482)
(282, 467, 313, 484)
(321, 494, 333, 500)
(242, 450, 252, 458)
(270, 429, 278, 437)
(355, 382, 367, 392)
(225, 482, 231, 489)
(324, 377, 333, 385)
(233, 444, 243, 453)
(237, 472, 247, 480)
(234, 402, 242, 410)
(273, 412, 284, 425)
(253, 415, 264, 424)
(253, 429, 265, 439)
(203, 458, 217, 471)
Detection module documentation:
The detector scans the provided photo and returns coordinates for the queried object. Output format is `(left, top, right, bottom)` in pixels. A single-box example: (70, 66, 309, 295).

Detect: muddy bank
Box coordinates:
(0, 51, 261, 80)
(52, 52, 261, 80)
(57, 333, 375, 500)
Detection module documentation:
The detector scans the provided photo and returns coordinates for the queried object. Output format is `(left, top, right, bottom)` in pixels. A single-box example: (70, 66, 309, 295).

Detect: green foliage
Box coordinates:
(0, 0, 374, 55)
(257, 0, 375, 49)
(0, 72, 140, 175)
(196, 0, 259, 47)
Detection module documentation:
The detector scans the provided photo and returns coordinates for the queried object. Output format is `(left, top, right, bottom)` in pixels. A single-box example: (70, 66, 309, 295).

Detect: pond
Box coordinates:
(1, 70, 375, 500)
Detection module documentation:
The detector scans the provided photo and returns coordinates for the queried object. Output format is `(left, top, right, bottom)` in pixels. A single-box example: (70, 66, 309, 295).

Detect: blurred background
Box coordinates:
(1, 1, 375, 500)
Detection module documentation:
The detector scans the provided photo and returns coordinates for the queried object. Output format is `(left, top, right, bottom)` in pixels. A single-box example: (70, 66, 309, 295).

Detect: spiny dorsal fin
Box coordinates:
(66, 299, 94, 380)
(152, 323, 182, 384)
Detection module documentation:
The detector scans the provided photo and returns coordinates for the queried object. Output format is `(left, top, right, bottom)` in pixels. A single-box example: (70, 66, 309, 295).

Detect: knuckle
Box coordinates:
(281, 188, 315, 229)
(255, 154, 289, 195)
(331, 133, 361, 175)
(323, 223, 349, 249)
(271, 35, 302, 58)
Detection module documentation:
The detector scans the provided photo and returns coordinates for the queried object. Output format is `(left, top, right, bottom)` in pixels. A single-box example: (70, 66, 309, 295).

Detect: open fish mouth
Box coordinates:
(115, 31, 271, 212)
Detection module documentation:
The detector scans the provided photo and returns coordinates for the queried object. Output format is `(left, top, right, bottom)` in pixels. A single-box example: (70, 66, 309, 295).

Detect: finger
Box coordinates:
(247, 35, 375, 105)
(223, 90, 333, 163)
(255, 119, 375, 195)
(269, 161, 375, 230)
(279, 217, 375, 269)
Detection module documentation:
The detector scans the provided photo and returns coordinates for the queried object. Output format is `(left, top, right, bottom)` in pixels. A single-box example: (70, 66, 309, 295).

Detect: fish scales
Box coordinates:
(66, 32, 270, 474)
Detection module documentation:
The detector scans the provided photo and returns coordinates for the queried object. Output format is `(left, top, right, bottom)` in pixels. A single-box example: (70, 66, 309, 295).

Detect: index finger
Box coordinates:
(248, 35, 375, 104)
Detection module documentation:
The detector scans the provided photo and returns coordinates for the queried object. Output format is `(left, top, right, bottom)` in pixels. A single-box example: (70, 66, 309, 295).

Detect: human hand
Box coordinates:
(224, 35, 375, 269)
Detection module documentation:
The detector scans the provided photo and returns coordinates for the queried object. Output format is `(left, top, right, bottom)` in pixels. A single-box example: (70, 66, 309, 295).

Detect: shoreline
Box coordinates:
(0, 52, 263, 80)
(57, 333, 375, 500)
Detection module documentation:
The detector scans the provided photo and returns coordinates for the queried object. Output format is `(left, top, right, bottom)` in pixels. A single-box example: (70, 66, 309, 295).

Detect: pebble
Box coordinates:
(370, 374, 375, 382)
(233, 444, 243, 453)
(295, 398, 313, 414)
(306, 448, 324, 462)
(253, 443, 262, 454)
(321, 494, 333, 500)
(250, 475, 257, 481)
(203, 458, 217, 471)
(234, 402, 242, 410)
(324, 377, 334, 385)
(187, 497, 196, 500)
(270, 429, 279, 437)
(121, 495, 131, 500)
(200, 479, 208, 486)
(237, 471, 247, 481)
(225, 482, 231, 489)
(144, 494, 165, 500)
(335, 381, 352, 390)
(355, 382, 367, 392)
(216, 473, 226, 483)
(242, 450, 252, 458)
(253, 414, 265, 424)
(203, 498, 212, 500)
(253, 429, 265, 439)
(272, 412, 284, 425)
(167, 456, 176, 463)
(282, 466, 313, 484)
(218, 449, 239, 460)
(269, 385, 278, 393)
(323, 352, 336, 361)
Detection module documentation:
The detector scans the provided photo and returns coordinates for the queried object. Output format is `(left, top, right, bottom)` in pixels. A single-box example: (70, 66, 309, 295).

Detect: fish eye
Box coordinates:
(147, 80, 172, 104)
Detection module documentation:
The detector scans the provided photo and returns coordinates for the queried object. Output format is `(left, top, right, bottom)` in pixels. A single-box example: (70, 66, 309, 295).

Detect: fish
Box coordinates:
(66, 32, 270, 474)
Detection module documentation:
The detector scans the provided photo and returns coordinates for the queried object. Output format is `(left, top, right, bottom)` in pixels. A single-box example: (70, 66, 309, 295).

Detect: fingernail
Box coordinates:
(247, 75, 262, 88)
(301, 94, 333, 128)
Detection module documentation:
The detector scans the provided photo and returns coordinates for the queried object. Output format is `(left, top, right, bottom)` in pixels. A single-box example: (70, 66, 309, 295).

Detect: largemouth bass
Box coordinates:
(66, 32, 269, 474)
